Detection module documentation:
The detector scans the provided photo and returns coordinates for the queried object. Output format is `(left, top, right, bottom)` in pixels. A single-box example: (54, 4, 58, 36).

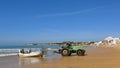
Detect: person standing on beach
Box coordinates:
(41, 48, 45, 58)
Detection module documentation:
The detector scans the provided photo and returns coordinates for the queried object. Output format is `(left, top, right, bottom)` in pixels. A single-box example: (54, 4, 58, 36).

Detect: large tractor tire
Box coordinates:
(61, 49, 71, 56)
(81, 50, 85, 56)
(76, 49, 85, 56)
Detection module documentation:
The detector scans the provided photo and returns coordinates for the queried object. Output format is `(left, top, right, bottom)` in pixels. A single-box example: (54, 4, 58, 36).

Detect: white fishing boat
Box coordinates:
(18, 52, 41, 57)
(18, 49, 41, 57)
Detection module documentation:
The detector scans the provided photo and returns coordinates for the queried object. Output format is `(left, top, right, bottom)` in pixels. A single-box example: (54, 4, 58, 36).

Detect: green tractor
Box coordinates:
(58, 43, 86, 56)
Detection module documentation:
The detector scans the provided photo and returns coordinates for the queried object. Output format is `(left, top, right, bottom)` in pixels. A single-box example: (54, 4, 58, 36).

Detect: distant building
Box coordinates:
(104, 37, 120, 45)
(95, 36, 120, 46)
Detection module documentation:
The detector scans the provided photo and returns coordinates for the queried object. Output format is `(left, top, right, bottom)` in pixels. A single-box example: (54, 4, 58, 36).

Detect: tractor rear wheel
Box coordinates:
(61, 49, 70, 56)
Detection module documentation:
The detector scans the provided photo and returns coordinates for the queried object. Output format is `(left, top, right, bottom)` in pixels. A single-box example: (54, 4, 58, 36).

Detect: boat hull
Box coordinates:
(18, 52, 41, 57)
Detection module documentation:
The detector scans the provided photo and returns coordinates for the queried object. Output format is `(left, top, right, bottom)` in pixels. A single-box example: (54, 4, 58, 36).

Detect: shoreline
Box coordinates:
(0, 46, 120, 68)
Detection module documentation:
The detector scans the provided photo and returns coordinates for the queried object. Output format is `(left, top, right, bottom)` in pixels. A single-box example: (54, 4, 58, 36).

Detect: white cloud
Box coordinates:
(37, 7, 103, 18)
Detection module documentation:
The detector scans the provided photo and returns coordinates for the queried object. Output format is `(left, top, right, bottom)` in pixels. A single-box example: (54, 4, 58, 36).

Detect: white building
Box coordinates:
(95, 36, 120, 45)
(104, 37, 120, 45)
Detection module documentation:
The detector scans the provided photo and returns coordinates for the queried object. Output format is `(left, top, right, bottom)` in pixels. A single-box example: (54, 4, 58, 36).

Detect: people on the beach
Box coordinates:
(19, 49, 24, 53)
(19, 49, 31, 54)
(41, 48, 48, 58)
(27, 49, 31, 53)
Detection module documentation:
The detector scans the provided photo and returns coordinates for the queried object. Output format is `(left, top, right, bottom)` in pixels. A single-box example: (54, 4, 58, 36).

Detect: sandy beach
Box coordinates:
(0, 46, 120, 68)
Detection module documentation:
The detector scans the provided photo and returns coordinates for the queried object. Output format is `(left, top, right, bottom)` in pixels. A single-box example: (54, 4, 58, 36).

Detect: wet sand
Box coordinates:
(0, 47, 120, 68)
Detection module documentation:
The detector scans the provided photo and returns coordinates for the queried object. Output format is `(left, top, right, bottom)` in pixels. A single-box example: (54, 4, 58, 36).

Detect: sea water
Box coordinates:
(0, 45, 92, 57)
(0, 45, 60, 57)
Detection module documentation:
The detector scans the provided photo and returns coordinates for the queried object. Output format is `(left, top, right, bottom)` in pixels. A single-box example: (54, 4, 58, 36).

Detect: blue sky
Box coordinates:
(0, 0, 120, 45)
